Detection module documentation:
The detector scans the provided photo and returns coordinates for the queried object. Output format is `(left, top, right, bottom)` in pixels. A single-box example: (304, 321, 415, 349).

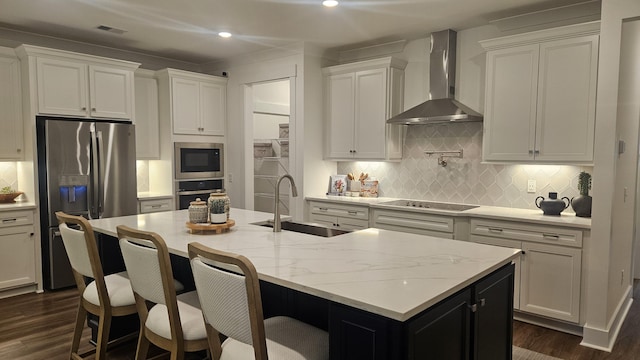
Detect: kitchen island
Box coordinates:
(89, 208, 520, 360)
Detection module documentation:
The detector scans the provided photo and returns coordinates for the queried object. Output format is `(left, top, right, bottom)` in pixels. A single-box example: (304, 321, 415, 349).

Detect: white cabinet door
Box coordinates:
(36, 57, 135, 119)
(135, 75, 160, 159)
(0, 210, 36, 291)
(172, 77, 201, 134)
(324, 57, 406, 161)
(0, 55, 24, 160)
(36, 57, 88, 117)
(327, 73, 355, 158)
(200, 81, 225, 136)
(482, 23, 599, 164)
(89, 65, 133, 119)
(354, 68, 387, 159)
(535, 36, 598, 162)
(520, 242, 582, 323)
(483, 45, 538, 162)
(0, 227, 35, 290)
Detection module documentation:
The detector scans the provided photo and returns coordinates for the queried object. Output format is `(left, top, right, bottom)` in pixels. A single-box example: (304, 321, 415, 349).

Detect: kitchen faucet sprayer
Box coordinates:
(273, 174, 298, 232)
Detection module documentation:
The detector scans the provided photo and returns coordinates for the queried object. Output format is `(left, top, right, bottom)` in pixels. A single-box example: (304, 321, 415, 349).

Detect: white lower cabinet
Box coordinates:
(371, 208, 457, 239)
(0, 210, 36, 291)
(138, 197, 173, 214)
(469, 218, 582, 323)
(308, 201, 369, 231)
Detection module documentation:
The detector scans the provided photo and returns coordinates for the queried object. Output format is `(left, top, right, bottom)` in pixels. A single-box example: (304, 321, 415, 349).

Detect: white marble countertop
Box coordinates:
(88, 208, 520, 322)
(306, 195, 591, 230)
(0, 201, 37, 211)
(137, 192, 174, 200)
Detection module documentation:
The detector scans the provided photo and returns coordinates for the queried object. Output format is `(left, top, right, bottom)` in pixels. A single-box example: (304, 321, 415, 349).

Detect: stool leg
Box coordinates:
(95, 311, 112, 360)
(70, 302, 86, 359)
(135, 327, 150, 360)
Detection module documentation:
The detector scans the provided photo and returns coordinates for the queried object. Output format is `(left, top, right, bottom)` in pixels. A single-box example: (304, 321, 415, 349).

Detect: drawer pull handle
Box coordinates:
(543, 234, 559, 239)
(151, 205, 162, 209)
(488, 227, 503, 233)
(318, 207, 328, 212)
(2, 218, 17, 223)
(347, 210, 358, 215)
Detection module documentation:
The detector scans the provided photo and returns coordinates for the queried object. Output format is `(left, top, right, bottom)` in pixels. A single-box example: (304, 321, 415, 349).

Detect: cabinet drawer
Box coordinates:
(372, 209, 454, 234)
(139, 198, 173, 214)
(309, 202, 369, 220)
(470, 219, 582, 248)
(0, 210, 34, 229)
(309, 213, 369, 231)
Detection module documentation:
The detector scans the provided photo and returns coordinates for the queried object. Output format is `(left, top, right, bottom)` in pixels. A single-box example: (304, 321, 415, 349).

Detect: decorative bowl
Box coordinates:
(0, 192, 23, 203)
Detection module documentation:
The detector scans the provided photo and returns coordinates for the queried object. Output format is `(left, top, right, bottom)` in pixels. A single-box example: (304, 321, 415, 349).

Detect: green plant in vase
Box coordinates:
(571, 171, 592, 217)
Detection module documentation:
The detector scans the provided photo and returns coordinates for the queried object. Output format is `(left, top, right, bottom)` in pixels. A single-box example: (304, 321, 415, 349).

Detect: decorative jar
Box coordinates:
(188, 198, 209, 223)
(208, 190, 230, 224)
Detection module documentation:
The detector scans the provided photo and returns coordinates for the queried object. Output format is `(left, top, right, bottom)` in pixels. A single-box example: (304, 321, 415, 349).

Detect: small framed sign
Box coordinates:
(328, 175, 348, 195)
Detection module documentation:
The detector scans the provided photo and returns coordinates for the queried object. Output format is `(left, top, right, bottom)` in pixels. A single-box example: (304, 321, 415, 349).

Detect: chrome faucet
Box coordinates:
(273, 174, 298, 232)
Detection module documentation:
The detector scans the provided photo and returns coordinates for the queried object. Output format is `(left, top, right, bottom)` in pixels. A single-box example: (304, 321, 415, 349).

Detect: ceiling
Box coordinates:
(0, 0, 590, 64)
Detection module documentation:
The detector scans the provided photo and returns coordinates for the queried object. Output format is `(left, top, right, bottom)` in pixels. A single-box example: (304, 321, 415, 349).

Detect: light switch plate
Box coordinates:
(527, 180, 536, 193)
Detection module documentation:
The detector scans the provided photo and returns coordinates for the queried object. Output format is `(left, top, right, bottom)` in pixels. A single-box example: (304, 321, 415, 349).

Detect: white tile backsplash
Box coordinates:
(338, 122, 591, 212)
(0, 162, 19, 191)
(136, 161, 149, 193)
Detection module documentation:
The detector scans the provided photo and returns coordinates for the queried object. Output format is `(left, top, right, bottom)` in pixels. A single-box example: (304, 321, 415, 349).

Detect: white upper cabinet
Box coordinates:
(17, 45, 139, 120)
(323, 57, 406, 161)
(0, 48, 24, 160)
(157, 68, 227, 136)
(134, 70, 160, 159)
(481, 22, 599, 164)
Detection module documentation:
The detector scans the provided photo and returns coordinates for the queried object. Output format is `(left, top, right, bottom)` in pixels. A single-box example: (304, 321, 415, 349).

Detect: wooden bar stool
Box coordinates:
(55, 211, 138, 360)
(188, 242, 329, 360)
(117, 226, 209, 360)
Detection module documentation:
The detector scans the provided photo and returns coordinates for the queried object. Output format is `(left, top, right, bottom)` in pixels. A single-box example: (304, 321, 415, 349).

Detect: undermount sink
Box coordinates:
(253, 220, 351, 238)
(379, 200, 479, 212)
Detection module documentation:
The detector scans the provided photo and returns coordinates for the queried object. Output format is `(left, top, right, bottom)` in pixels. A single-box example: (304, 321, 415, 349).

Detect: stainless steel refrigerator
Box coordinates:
(37, 117, 137, 290)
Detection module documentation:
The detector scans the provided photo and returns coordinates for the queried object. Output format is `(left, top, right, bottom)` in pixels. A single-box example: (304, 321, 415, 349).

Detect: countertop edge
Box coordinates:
(306, 196, 591, 230)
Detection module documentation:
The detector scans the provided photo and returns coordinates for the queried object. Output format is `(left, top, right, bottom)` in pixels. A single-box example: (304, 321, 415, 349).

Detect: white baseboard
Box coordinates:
(514, 311, 583, 336)
(581, 285, 633, 352)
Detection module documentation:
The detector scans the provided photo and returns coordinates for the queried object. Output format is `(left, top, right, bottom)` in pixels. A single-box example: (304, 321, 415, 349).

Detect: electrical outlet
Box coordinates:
(527, 180, 536, 193)
(228, 173, 233, 183)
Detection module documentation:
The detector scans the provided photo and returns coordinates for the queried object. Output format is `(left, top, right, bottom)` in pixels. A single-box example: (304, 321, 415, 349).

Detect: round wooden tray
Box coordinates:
(186, 219, 235, 234)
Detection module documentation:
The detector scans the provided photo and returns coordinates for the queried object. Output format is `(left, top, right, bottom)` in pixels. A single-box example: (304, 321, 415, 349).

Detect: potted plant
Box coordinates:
(571, 171, 592, 217)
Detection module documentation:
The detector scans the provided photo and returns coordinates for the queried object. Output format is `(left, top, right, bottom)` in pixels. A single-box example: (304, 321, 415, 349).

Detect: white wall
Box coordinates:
(582, 0, 640, 351)
(209, 43, 335, 220)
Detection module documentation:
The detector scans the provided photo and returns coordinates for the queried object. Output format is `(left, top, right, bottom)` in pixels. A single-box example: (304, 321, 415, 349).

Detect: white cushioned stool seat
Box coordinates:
(83, 271, 134, 307)
(219, 316, 329, 360)
(83, 271, 185, 308)
(145, 291, 207, 341)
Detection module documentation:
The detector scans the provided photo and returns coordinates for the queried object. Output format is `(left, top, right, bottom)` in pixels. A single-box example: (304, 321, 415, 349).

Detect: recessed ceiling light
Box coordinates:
(322, 0, 339, 7)
(218, 31, 232, 38)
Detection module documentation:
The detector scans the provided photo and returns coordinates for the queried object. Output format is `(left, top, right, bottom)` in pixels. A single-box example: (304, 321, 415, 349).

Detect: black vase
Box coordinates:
(571, 195, 592, 218)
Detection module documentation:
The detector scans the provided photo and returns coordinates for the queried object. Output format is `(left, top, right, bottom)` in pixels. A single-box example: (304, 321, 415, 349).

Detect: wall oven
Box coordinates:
(175, 142, 224, 180)
(176, 179, 224, 210)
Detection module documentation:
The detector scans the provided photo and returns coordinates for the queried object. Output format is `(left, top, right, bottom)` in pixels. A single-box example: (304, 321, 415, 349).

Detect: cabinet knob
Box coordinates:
(534, 150, 540, 154)
(81, 107, 87, 111)
(528, 150, 534, 155)
(92, 107, 96, 112)
(16, 148, 21, 153)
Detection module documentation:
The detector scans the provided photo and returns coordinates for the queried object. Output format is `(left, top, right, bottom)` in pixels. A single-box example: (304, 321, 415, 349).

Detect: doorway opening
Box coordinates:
(249, 79, 292, 215)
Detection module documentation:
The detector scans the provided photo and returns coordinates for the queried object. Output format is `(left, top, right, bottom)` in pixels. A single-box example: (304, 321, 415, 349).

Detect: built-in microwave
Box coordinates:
(174, 142, 224, 180)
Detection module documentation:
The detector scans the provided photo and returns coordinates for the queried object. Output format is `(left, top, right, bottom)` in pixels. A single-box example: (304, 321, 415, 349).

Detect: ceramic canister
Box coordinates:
(188, 198, 209, 223)
(208, 190, 230, 223)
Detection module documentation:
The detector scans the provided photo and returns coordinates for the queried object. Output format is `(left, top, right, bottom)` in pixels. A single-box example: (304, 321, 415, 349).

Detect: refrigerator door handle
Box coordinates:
(96, 130, 105, 218)
(90, 129, 100, 219)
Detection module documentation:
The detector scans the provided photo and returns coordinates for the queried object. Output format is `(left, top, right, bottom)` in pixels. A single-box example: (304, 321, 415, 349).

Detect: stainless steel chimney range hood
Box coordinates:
(387, 29, 482, 125)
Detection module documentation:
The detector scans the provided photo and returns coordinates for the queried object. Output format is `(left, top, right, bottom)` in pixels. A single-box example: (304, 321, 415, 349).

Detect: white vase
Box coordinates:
(210, 213, 227, 224)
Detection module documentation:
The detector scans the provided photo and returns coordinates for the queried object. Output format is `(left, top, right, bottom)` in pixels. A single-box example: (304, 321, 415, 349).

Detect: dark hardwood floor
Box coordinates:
(1, 283, 640, 359)
(513, 280, 640, 360)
